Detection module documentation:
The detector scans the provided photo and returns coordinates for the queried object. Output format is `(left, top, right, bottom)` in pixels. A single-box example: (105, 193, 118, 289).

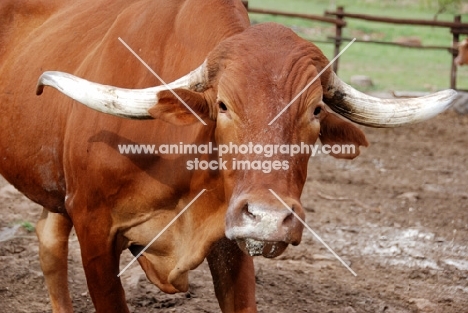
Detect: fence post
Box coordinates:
(450, 15, 461, 90)
(333, 6, 344, 74)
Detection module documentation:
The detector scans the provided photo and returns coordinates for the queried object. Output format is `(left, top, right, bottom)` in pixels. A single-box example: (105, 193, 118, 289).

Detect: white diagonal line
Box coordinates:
(118, 37, 207, 126)
(268, 38, 357, 126)
(269, 189, 357, 277)
(118, 189, 206, 277)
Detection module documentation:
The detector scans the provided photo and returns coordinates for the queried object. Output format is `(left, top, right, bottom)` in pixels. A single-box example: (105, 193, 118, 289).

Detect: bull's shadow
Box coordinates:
(87, 128, 218, 188)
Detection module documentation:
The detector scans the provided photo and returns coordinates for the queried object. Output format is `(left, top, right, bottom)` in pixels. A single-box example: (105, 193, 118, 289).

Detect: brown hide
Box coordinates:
(0, 0, 250, 311)
(0, 1, 368, 312)
(455, 39, 468, 66)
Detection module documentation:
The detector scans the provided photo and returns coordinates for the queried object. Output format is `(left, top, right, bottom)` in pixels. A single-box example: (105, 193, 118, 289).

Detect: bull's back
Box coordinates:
(0, 0, 249, 212)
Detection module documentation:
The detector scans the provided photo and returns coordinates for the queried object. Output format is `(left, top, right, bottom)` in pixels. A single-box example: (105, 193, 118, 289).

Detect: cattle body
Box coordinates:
(0, 0, 457, 312)
(455, 38, 468, 66)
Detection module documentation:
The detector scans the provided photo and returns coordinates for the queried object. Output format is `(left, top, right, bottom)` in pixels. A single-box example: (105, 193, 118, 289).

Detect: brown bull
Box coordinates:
(0, 0, 457, 312)
(455, 38, 468, 66)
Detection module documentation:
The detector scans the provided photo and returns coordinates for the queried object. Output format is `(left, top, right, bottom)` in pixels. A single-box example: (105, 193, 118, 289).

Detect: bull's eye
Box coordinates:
(218, 101, 228, 112)
(313, 106, 322, 116)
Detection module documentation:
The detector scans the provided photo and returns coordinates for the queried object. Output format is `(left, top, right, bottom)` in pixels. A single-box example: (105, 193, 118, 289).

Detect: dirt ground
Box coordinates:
(0, 104, 467, 313)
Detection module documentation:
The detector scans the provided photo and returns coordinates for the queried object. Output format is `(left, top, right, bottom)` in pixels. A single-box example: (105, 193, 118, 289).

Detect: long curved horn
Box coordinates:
(323, 72, 458, 128)
(36, 61, 208, 119)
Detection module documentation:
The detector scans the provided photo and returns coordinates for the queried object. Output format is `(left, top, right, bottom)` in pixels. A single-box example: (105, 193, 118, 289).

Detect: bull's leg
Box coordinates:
(36, 208, 74, 313)
(72, 215, 129, 313)
(207, 237, 257, 313)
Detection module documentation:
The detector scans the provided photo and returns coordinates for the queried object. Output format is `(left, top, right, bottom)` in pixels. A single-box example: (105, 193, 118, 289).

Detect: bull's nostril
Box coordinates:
(242, 203, 256, 220)
(282, 205, 295, 226)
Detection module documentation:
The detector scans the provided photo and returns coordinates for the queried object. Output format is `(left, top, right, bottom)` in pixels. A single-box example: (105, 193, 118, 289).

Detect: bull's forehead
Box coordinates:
(216, 63, 322, 140)
(212, 23, 326, 117)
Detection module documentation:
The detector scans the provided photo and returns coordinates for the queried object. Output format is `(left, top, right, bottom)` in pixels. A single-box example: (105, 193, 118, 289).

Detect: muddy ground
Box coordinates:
(0, 104, 467, 313)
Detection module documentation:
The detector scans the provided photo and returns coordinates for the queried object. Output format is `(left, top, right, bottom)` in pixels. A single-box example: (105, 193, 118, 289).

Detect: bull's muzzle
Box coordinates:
(225, 195, 305, 258)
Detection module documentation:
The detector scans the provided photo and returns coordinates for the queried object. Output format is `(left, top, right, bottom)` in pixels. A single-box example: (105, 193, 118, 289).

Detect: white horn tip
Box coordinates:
(428, 89, 458, 113)
(36, 71, 58, 95)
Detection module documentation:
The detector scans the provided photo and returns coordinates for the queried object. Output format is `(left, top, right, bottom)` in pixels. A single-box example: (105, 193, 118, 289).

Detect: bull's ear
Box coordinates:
(319, 112, 369, 159)
(148, 89, 210, 125)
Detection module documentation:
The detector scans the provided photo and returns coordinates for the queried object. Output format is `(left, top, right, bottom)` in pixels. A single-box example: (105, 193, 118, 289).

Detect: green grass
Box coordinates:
(248, 0, 468, 91)
(20, 221, 35, 233)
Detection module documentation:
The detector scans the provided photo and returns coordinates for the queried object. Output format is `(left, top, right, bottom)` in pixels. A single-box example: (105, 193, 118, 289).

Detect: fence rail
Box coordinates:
(327, 36, 456, 52)
(245, 2, 468, 90)
(325, 10, 466, 29)
(248, 8, 346, 26)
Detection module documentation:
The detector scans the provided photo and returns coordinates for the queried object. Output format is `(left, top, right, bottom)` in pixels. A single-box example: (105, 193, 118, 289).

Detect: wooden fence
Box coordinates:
(242, 1, 468, 90)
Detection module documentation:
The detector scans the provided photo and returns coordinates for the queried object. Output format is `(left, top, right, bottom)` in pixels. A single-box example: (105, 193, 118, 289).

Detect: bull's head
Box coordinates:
(37, 23, 456, 259)
(455, 38, 468, 66)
